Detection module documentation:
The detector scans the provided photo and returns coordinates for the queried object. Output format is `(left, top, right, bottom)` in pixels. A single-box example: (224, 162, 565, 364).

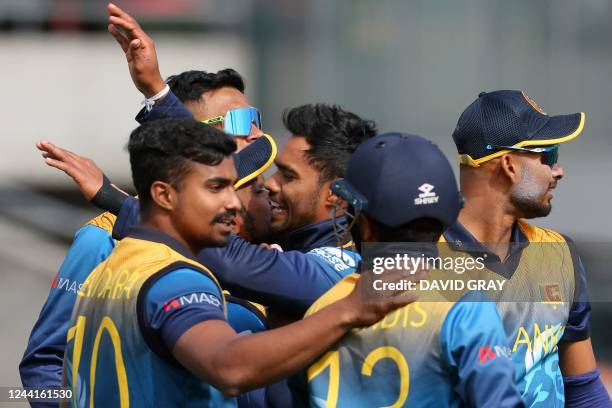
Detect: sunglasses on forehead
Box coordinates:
(202, 107, 262, 137)
(485, 144, 560, 167)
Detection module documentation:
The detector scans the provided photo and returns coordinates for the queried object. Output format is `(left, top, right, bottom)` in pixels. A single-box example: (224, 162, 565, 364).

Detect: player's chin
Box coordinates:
(207, 233, 232, 248)
(204, 226, 233, 247)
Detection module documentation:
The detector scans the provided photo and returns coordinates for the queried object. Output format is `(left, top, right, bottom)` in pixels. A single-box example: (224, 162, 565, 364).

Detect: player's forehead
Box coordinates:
(201, 86, 251, 119)
(184, 156, 238, 185)
(275, 136, 313, 173)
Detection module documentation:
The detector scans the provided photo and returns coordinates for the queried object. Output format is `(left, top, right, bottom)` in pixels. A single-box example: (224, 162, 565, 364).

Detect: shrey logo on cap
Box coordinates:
(521, 91, 547, 115)
(414, 183, 439, 205)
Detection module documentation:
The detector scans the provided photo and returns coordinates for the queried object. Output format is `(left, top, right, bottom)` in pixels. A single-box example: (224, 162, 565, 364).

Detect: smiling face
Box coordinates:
(264, 136, 331, 237)
(186, 86, 263, 151)
(510, 152, 564, 218)
(234, 176, 272, 243)
(171, 157, 241, 250)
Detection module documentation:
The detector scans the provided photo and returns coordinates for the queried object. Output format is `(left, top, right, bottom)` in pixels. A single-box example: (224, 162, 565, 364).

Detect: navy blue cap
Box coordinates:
(233, 133, 276, 189)
(332, 132, 462, 228)
(453, 90, 585, 167)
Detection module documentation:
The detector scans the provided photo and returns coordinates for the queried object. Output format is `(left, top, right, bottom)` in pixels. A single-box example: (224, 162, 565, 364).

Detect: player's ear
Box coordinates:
(324, 180, 341, 207)
(499, 154, 521, 184)
(150, 181, 176, 211)
(326, 183, 344, 206)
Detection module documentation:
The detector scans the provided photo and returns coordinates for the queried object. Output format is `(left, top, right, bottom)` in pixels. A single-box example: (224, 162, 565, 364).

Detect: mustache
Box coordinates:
(211, 211, 237, 225)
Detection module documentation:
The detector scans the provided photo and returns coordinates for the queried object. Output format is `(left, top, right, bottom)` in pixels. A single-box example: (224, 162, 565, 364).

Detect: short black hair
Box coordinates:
(166, 69, 245, 103)
(128, 118, 236, 212)
(282, 104, 377, 182)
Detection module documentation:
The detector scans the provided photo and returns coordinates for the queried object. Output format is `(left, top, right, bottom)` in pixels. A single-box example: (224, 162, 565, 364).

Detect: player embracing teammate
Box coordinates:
(20, 3, 611, 407)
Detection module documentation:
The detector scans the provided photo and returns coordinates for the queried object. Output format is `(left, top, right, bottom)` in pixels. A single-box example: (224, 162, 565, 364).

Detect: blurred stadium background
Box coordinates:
(0, 0, 611, 394)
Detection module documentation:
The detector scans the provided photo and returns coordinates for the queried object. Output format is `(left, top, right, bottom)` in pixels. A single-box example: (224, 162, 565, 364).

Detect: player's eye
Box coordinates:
(207, 183, 224, 192)
(281, 171, 295, 182)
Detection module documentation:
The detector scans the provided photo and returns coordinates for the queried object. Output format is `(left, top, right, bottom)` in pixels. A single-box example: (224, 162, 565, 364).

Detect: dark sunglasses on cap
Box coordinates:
(202, 107, 262, 137)
(485, 144, 559, 167)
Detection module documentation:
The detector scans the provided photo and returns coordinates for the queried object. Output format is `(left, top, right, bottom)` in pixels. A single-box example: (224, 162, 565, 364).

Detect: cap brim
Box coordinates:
(331, 179, 368, 212)
(233, 133, 277, 189)
(521, 112, 585, 147)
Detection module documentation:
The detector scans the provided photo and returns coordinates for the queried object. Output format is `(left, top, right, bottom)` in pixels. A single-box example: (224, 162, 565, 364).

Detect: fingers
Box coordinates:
(107, 4, 147, 42)
(37, 140, 69, 161)
(35, 140, 86, 178)
(127, 39, 142, 54)
(108, 24, 130, 52)
(259, 243, 284, 252)
(43, 157, 71, 174)
(107, 3, 134, 22)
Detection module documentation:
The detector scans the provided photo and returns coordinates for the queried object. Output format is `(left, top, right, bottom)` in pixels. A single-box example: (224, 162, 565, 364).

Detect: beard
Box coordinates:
(510, 167, 553, 219)
(271, 188, 322, 238)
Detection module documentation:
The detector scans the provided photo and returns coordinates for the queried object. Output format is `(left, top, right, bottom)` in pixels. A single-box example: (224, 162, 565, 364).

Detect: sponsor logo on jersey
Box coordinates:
(414, 183, 439, 205)
(478, 345, 497, 363)
(52, 274, 85, 294)
(164, 292, 221, 312)
(309, 247, 358, 271)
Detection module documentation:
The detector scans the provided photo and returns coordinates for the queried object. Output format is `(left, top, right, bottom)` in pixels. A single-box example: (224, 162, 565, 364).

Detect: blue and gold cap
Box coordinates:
(453, 90, 585, 167)
(332, 132, 463, 228)
(233, 133, 277, 189)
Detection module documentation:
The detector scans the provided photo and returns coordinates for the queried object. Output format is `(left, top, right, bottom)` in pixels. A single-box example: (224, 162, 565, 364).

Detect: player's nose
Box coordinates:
(225, 189, 242, 212)
(246, 124, 264, 142)
(265, 173, 281, 195)
(551, 163, 564, 180)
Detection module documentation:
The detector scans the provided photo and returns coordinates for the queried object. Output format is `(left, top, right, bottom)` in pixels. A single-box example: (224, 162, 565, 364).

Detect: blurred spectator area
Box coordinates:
(0, 0, 255, 30)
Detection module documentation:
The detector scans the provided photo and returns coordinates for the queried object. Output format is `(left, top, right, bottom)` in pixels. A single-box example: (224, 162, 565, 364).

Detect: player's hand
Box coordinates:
(36, 140, 104, 201)
(259, 243, 284, 252)
(342, 267, 424, 327)
(107, 3, 165, 97)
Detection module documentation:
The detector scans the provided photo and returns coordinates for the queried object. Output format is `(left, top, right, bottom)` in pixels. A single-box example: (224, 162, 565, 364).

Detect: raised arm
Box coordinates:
(107, 3, 164, 98)
(107, 3, 193, 122)
(36, 141, 129, 213)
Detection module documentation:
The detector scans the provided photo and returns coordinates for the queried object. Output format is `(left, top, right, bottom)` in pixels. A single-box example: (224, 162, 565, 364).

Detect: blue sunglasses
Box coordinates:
(202, 107, 262, 137)
(486, 144, 559, 167)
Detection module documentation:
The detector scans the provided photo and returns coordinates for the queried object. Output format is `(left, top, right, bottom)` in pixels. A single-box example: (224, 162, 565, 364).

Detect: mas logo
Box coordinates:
(164, 292, 221, 312)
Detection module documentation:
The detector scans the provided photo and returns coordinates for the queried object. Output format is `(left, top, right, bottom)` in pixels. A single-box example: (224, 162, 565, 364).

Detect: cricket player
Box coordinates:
(447, 90, 610, 407)
(96, 4, 372, 319)
(64, 118, 410, 407)
(21, 84, 271, 401)
(43, 101, 377, 406)
(299, 132, 524, 407)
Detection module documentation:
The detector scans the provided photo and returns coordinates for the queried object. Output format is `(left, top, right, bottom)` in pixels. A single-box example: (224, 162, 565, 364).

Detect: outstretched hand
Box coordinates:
(344, 266, 425, 327)
(36, 141, 104, 201)
(107, 3, 165, 97)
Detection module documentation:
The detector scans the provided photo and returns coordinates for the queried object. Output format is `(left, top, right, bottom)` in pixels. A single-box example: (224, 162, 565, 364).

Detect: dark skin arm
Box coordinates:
(173, 271, 420, 397)
(107, 3, 165, 98)
(36, 141, 128, 202)
(37, 141, 105, 201)
(559, 338, 597, 376)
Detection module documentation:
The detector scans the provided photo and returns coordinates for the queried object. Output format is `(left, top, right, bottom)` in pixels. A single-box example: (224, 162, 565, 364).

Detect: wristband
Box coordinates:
(142, 84, 170, 112)
(91, 175, 129, 215)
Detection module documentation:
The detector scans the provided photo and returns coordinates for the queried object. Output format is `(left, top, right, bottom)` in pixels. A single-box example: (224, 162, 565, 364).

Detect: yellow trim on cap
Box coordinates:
(234, 133, 278, 189)
(459, 112, 585, 167)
